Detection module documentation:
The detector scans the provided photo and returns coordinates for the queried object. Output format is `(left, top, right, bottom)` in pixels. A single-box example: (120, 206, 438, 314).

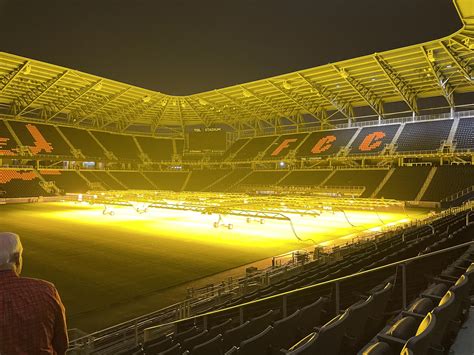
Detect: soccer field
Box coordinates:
(0, 201, 427, 332)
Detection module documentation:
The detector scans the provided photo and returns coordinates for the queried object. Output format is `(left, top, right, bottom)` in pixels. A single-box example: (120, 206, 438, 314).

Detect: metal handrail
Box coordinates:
(441, 185, 474, 203)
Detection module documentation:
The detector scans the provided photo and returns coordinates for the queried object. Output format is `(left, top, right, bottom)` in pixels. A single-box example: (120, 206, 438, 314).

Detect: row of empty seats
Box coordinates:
(0, 165, 471, 201)
(361, 241, 474, 354)
(0, 120, 181, 161)
(0, 169, 51, 197)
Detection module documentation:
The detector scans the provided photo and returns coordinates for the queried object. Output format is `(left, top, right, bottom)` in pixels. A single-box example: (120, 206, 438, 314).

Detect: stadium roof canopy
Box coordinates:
(0, 0, 473, 136)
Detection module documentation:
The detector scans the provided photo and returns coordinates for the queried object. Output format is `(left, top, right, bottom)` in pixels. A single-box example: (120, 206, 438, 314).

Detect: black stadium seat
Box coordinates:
(144, 336, 174, 354)
(238, 325, 273, 355)
(223, 321, 250, 352)
(453, 117, 474, 150)
(190, 334, 223, 355)
(349, 124, 400, 155)
(208, 318, 233, 338)
(270, 309, 301, 352)
(173, 326, 200, 343)
(282, 309, 351, 354)
(297, 297, 325, 336)
(182, 329, 210, 352)
(395, 120, 452, 152)
(158, 342, 182, 354)
(247, 309, 277, 335)
(343, 295, 375, 350)
(400, 312, 437, 355)
(361, 341, 394, 355)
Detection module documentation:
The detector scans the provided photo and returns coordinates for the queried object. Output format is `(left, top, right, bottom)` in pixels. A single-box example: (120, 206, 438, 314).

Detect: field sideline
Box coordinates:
(0, 201, 428, 332)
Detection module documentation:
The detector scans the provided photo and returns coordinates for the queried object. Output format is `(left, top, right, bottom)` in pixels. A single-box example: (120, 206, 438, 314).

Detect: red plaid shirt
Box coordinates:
(0, 270, 68, 355)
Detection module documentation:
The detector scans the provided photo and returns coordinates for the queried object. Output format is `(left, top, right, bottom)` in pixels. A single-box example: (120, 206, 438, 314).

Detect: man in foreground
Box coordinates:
(0, 232, 68, 354)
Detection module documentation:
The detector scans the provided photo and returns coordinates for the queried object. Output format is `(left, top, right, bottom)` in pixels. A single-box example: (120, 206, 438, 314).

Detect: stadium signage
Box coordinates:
(270, 130, 388, 156)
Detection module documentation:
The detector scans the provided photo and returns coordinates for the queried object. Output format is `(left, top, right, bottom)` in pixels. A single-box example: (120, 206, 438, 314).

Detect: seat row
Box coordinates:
(361, 244, 474, 354)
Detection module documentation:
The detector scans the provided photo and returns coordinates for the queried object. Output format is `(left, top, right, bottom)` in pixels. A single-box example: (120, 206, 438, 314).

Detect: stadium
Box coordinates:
(0, 0, 473, 354)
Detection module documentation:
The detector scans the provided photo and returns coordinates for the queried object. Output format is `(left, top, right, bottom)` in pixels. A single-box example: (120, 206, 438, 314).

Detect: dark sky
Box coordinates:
(0, 0, 461, 95)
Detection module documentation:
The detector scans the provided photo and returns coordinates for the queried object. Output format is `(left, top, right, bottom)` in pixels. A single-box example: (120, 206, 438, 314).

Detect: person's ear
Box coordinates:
(12, 253, 21, 268)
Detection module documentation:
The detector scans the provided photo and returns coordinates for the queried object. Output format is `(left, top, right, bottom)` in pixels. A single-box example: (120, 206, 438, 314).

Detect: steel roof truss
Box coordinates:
(440, 41, 474, 82)
(420, 46, 455, 107)
(373, 55, 418, 113)
(0, 61, 30, 95)
(183, 97, 211, 127)
(72, 87, 132, 125)
(333, 65, 384, 116)
(214, 90, 263, 122)
(266, 80, 327, 122)
(151, 100, 170, 134)
(239, 86, 293, 120)
(297, 73, 354, 118)
(44, 80, 102, 122)
(11, 72, 67, 116)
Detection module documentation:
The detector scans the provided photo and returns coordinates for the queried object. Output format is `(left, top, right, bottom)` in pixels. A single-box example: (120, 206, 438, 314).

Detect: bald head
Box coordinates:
(0, 232, 23, 273)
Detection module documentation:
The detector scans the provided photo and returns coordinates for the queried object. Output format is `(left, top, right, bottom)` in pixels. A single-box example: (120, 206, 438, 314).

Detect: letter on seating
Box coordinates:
(311, 135, 337, 154)
(358, 131, 386, 152)
(26, 124, 53, 154)
(271, 138, 298, 156)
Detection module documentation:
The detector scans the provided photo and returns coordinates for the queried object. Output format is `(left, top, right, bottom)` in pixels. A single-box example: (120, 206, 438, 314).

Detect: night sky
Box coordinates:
(0, 0, 461, 95)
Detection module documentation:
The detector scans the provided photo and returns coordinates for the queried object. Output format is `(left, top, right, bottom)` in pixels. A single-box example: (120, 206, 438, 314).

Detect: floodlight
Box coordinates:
(427, 50, 435, 62)
(242, 89, 253, 98)
(23, 63, 31, 75)
(282, 81, 293, 90)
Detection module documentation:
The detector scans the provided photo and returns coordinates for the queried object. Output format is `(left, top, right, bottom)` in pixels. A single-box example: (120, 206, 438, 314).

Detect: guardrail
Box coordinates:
(442, 186, 474, 203)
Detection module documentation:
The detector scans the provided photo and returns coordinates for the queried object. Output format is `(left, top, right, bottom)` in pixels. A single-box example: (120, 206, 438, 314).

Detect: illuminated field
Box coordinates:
(1, 201, 428, 331)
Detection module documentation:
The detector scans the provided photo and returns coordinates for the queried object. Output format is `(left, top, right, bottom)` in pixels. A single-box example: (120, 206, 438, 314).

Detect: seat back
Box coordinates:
(370, 283, 393, 318)
(238, 325, 273, 355)
(449, 274, 469, 318)
(174, 326, 200, 343)
(208, 318, 233, 338)
(298, 297, 325, 335)
(309, 309, 351, 355)
(144, 336, 173, 353)
(224, 346, 239, 354)
(160, 342, 182, 355)
(223, 321, 250, 352)
(345, 295, 374, 343)
(464, 263, 474, 292)
(360, 341, 394, 355)
(430, 291, 456, 347)
(191, 334, 223, 355)
(270, 309, 301, 351)
(182, 329, 210, 351)
(401, 312, 437, 355)
(247, 309, 276, 336)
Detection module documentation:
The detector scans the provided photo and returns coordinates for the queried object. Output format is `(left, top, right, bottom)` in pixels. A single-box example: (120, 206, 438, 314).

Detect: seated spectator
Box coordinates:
(0, 232, 68, 354)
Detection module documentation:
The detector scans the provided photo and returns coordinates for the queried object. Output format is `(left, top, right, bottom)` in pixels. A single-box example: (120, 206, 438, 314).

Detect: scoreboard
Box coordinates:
(187, 127, 227, 152)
